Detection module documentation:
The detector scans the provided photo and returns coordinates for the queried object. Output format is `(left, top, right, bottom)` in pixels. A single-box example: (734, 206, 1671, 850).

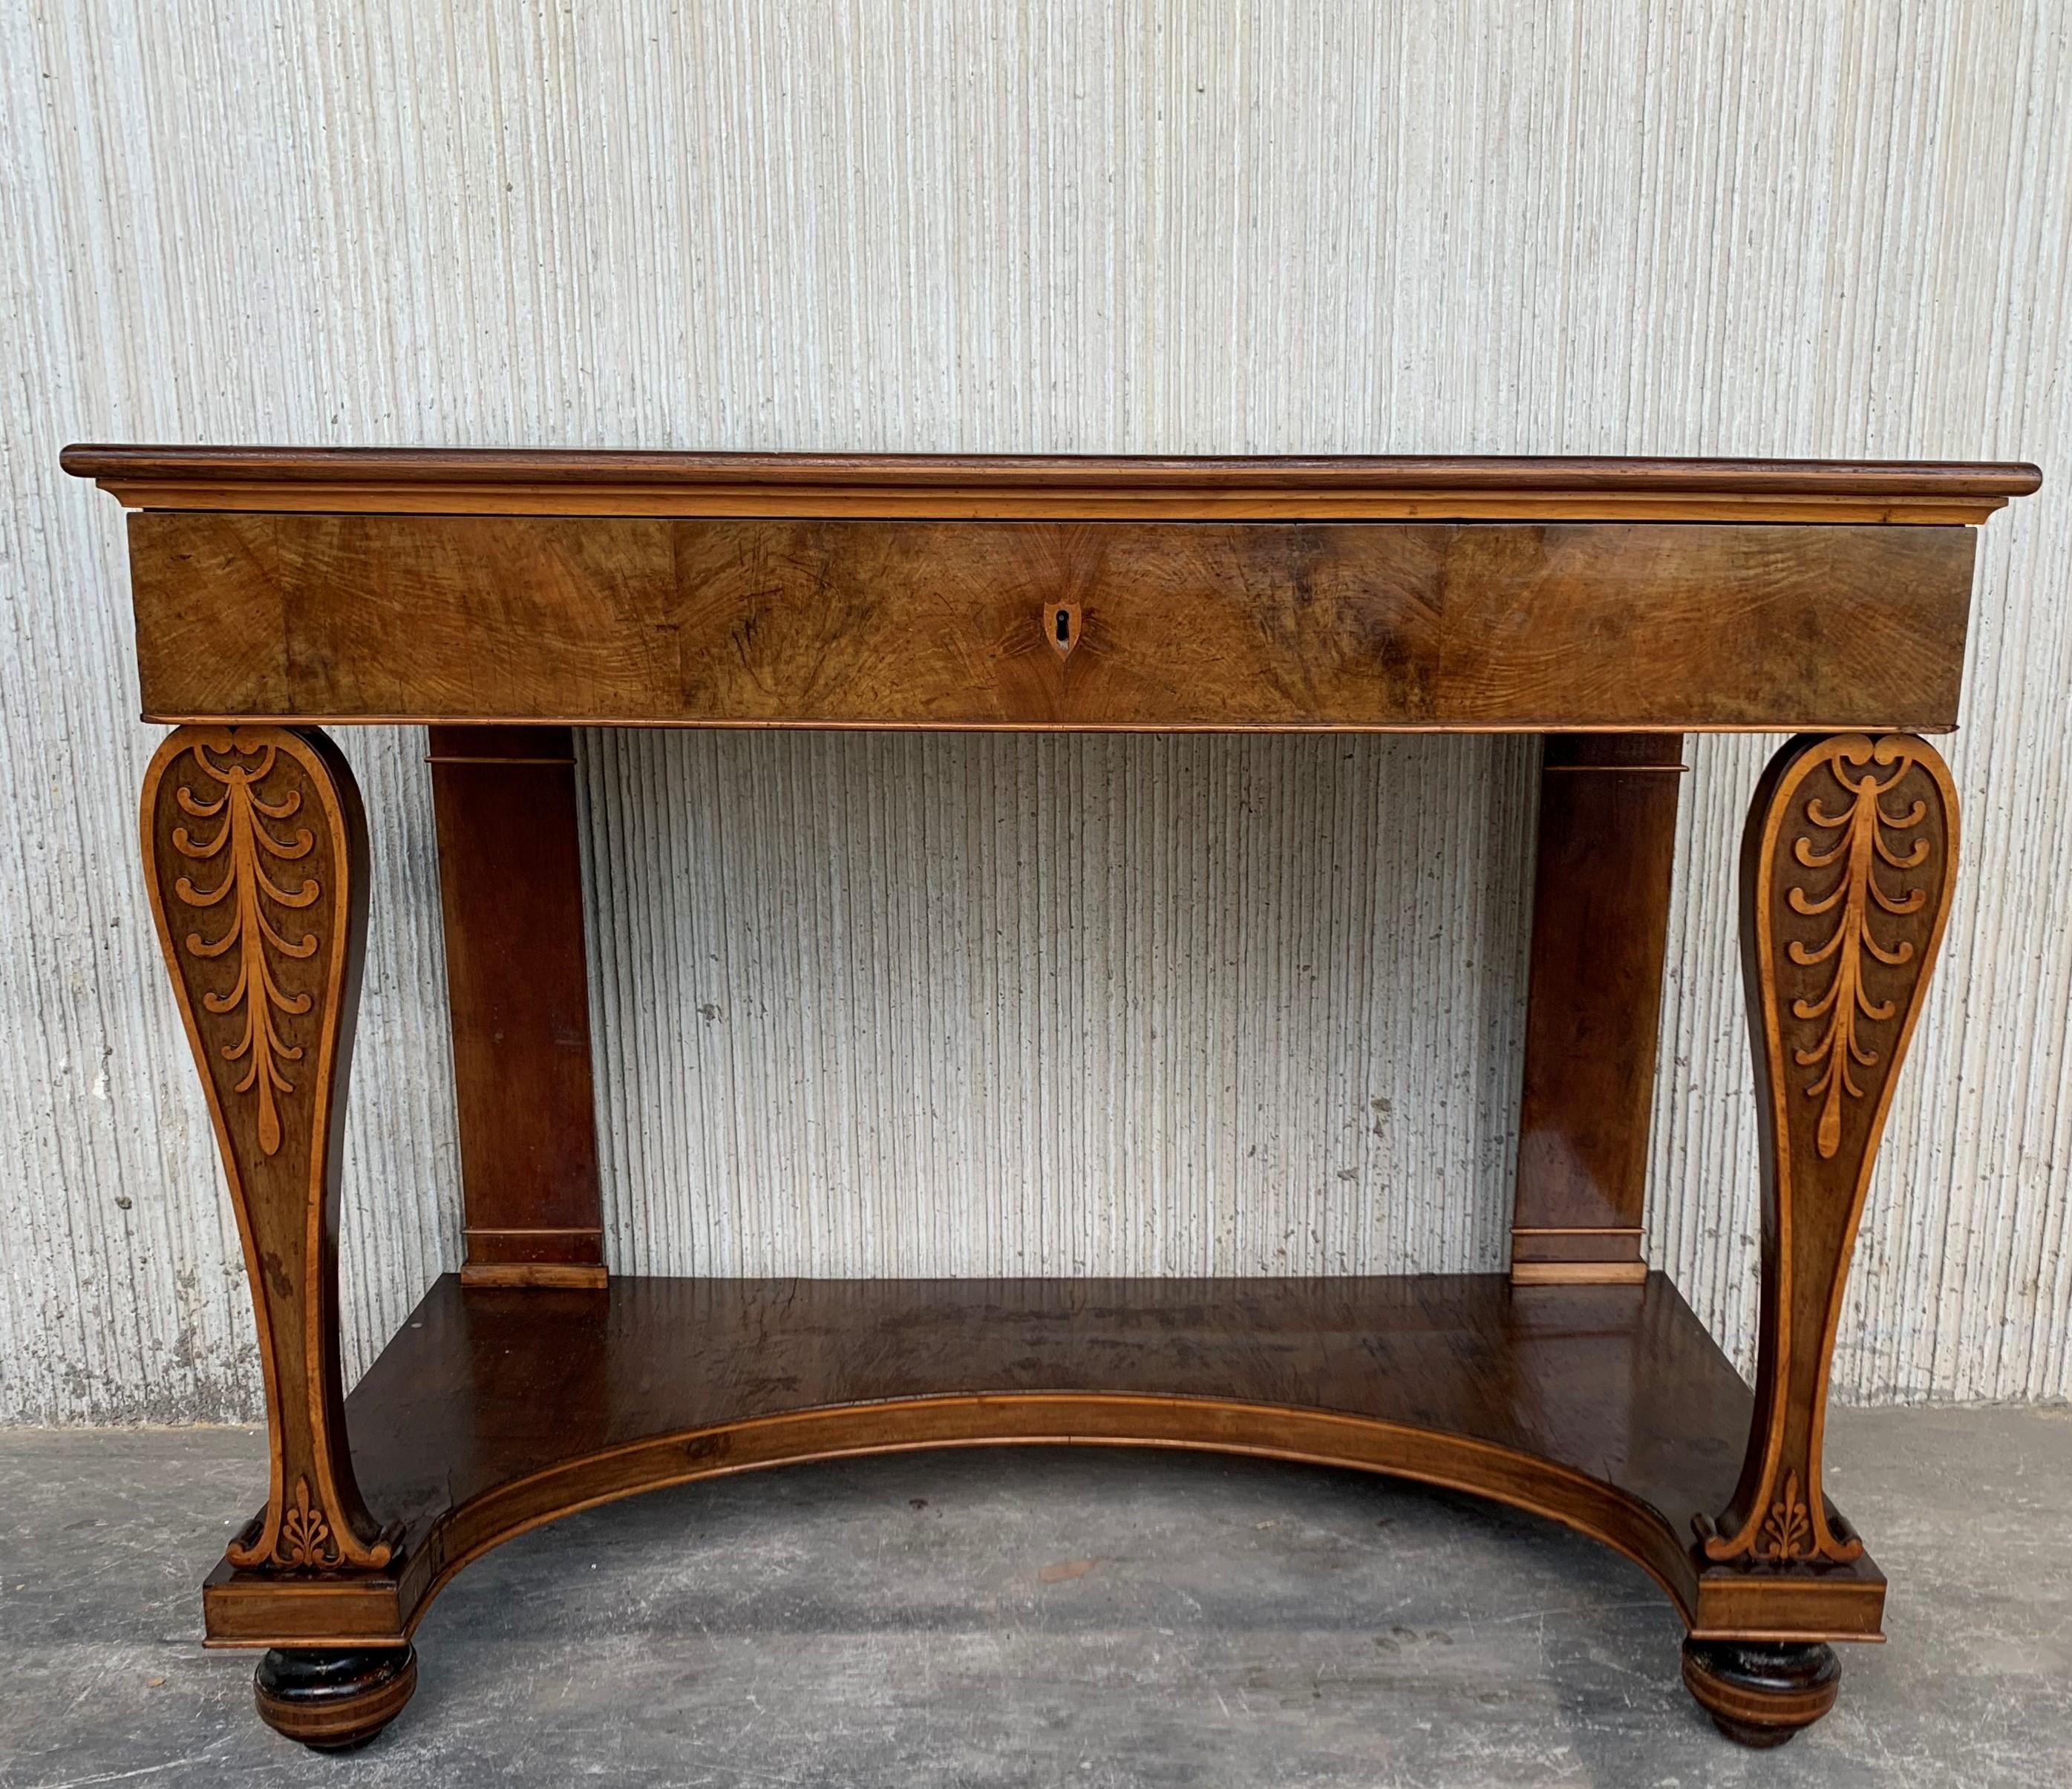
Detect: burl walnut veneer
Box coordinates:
(64, 445, 2039, 1750)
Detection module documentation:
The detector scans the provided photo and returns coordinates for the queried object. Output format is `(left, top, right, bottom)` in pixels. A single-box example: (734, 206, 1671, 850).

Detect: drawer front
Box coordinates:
(129, 514, 1973, 731)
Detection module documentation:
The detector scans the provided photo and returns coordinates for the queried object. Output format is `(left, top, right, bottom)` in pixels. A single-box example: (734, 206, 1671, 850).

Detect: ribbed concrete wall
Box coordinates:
(1, 1, 2065, 1422)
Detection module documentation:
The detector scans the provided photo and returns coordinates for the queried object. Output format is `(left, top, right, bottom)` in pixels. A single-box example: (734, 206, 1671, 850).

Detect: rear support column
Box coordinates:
(1509, 733, 1686, 1285)
(430, 725, 607, 1289)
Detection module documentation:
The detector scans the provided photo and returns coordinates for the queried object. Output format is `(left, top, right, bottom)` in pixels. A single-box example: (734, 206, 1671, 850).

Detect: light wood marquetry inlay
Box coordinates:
(166, 733, 322, 1156)
(142, 725, 392, 1574)
(1701, 733, 1957, 1571)
(275, 1476, 341, 1571)
(1782, 739, 1936, 1160)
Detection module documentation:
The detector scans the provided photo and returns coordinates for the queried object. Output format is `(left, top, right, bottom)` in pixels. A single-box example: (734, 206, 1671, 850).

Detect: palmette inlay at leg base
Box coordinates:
(252, 1644, 417, 1750)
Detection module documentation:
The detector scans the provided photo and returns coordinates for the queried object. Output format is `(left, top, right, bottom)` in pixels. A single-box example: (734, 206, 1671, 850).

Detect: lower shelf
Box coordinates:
(203, 1272, 1883, 1648)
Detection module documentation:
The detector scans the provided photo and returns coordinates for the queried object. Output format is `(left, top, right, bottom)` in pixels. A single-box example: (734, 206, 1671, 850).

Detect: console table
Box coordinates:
(63, 446, 2039, 1750)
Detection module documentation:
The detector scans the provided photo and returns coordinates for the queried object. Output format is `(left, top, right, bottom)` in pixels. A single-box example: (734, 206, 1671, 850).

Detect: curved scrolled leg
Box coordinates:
(1700, 733, 1957, 1570)
(1682, 1640, 1840, 1747)
(140, 726, 393, 1574)
(1679, 733, 1956, 1749)
(254, 1646, 418, 1750)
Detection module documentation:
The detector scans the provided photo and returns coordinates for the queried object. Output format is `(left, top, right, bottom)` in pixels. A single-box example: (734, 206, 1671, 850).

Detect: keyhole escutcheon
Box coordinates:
(1048, 601, 1082, 660)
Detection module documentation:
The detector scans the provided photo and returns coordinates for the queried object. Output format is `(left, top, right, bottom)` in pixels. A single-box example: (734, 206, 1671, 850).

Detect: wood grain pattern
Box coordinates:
(1511, 734, 1685, 1281)
(62, 445, 2044, 523)
(127, 514, 1978, 731)
(140, 725, 394, 1574)
(197, 1271, 1886, 1652)
(1701, 735, 1958, 1569)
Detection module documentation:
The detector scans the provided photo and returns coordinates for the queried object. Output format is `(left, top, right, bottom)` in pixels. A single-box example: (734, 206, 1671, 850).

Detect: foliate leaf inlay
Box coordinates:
(169, 736, 320, 1155)
(1785, 739, 1932, 1159)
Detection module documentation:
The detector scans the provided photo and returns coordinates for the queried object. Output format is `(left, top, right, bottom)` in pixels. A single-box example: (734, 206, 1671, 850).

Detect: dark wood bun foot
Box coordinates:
(1681, 1639, 1840, 1747)
(253, 1645, 417, 1750)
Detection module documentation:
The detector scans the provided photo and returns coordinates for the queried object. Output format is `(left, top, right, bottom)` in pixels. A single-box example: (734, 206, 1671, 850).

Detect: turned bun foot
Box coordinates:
(253, 1645, 417, 1750)
(1681, 1638, 1840, 1747)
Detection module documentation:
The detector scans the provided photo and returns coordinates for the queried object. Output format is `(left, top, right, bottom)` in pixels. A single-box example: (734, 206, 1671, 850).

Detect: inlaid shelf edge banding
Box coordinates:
(197, 1275, 1888, 1656)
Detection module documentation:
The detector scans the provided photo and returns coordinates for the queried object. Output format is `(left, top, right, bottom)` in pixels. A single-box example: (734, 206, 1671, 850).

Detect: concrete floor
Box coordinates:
(1, 1408, 2068, 1788)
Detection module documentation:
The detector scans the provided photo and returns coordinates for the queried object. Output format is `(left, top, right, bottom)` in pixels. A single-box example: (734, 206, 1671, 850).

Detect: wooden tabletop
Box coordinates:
(62, 445, 2042, 523)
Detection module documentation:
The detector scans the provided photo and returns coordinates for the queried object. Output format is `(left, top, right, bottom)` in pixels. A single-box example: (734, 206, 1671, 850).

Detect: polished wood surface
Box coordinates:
(62, 445, 2042, 522)
(428, 726, 606, 1290)
(122, 514, 1977, 731)
(197, 1271, 1883, 1657)
(1511, 734, 1686, 1283)
(140, 725, 393, 1574)
(85, 446, 2034, 1750)
(1700, 733, 1958, 1569)
(1682, 1641, 1842, 1748)
(252, 1646, 417, 1751)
